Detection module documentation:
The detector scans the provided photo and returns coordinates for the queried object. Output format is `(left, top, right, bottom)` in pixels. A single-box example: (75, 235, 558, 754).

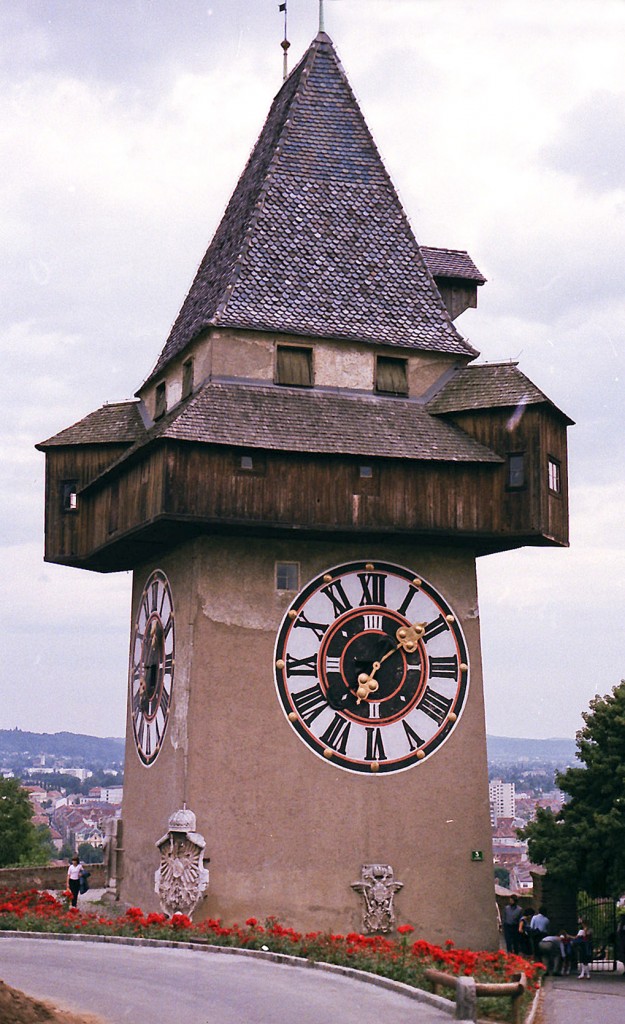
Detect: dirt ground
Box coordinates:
(0, 980, 107, 1024)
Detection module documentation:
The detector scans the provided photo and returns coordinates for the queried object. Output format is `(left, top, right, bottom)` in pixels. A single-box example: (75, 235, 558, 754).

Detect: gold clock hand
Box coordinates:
(355, 622, 427, 703)
(356, 663, 380, 703)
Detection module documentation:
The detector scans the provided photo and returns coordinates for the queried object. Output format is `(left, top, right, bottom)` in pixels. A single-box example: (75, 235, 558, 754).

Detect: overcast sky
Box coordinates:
(2, 0, 624, 741)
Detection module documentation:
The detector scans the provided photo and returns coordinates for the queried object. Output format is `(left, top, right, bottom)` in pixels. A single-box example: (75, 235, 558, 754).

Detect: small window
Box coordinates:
(276, 345, 313, 387)
(235, 451, 266, 475)
(548, 457, 561, 494)
(375, 356, 408, 396)
(154, 381, 167, 419)
(359, 465, 373, 479)
(182, 358, 194, 399)
(276, 562, 299, 591)
(61, 480, 78, 513)
(507, 453, 525, 490)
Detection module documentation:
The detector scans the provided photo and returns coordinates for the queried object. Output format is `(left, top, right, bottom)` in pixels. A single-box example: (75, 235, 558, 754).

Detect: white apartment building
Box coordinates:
(489, 778, 516, 823)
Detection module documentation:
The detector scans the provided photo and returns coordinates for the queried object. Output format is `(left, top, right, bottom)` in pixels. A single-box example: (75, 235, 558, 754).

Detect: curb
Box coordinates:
(0, 929, 456, 1017)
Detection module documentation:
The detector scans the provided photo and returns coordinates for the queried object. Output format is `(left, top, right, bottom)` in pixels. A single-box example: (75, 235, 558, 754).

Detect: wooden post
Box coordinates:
(455, 976, 477, 1021)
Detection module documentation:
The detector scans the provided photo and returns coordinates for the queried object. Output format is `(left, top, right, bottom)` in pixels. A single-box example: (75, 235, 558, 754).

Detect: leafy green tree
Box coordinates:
(521, 681, 625, 897)
(0, 778, 53, 867)
(494, 866, 510, 888)
(77, 842, 104, 864)
(26, 772, 81, 794)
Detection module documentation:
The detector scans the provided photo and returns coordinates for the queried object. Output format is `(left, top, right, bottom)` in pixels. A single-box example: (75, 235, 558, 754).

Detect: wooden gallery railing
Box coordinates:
(424, 968, 528, 1023)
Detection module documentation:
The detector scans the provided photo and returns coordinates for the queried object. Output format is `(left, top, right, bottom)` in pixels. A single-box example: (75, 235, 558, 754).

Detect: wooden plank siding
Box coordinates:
(41, 406, 569, 572)
(440, 406, 569, 546)
(42, 444, 134, 564)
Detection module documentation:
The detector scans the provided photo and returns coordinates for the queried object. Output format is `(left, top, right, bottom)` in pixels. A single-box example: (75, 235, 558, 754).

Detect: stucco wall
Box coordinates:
(121, 536, 497, 949)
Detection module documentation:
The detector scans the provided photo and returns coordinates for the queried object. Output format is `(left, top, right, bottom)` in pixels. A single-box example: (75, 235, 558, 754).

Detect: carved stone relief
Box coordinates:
(351, 863, 404, 933)
(154, 806, 209, 918)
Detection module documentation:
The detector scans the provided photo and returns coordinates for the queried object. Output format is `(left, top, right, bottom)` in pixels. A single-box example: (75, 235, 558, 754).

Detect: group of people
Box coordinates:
(502, 895, 593, 977)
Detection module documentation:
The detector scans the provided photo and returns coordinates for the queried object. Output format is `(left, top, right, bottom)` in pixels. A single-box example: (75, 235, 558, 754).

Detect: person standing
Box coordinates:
(530, 906, 550, 958)
(518, 908, 535, 956)
(67, 855, 83, 908)
(574, 919, 593, 978)
(503, 895, 523, 953)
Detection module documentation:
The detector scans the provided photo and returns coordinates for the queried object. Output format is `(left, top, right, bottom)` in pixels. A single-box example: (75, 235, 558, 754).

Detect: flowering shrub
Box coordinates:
(0, 888, 542, 1022)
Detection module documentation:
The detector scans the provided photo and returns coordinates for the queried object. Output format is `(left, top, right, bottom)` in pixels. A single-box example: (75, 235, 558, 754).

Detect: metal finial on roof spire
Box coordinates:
(279, 2, 290, 81)
(319, 0, 325, 32)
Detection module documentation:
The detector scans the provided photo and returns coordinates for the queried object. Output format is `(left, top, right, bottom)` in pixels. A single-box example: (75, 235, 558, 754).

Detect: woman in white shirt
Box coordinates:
(67, 855, 83, 907)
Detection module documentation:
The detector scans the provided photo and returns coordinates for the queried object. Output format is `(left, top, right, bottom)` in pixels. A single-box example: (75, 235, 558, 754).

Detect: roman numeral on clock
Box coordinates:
(428, 655, 458, 679)
(292, 683, 328, 725)
(320, 714, 351, 754)
(422, 614, 449, 643)
(419, 686, 453, 725)
(402, 719, 425, 751)
(398, 584, 419, 617)
(286, 652, 318, 677)
(293, 610, 329, 641)
(357, 572, 387, 607)
(321, 579, 352, 617)
(365, 726, 387, 761)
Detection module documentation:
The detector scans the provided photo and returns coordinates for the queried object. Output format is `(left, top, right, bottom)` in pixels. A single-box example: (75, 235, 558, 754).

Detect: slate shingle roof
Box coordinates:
(421, 247, 486, 284)
(37, 402, 146, 448)
(146, 32, 476, 385)
(427, 363, 574, 422)
(140, 382, 502, 464)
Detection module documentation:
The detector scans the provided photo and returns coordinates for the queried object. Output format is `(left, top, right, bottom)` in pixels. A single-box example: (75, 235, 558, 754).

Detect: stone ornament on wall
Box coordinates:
(351, 863, 404, 933)
(154, 806, 209, 918)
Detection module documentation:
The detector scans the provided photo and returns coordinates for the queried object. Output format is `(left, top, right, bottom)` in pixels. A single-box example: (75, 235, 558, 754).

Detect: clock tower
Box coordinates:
(38, 32, 571, 948)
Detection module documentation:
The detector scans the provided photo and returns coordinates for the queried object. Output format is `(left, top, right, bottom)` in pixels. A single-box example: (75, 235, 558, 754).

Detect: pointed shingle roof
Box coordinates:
(36, 401, 146, 448)
(427, 363, 574, 423)
(421, 247, 486, 284)
(146, 32, 475, 384)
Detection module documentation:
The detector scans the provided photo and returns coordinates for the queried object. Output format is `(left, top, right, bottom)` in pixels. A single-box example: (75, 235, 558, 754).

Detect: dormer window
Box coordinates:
(375, 356, 408, 396)
(548, 457, 561, 494)
(61, 480, 78, 512)
(276, 345, 313, 387)
(182, 358, 194, 399)
(507, 453, 525, 490)
(154, 381, 167, 419)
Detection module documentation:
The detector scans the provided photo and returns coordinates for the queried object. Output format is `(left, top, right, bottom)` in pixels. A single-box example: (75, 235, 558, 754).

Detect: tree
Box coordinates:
(521, 680, 625, 897)
(494, 866, 510, 889)
(77, 842, 104, 864)
(0, 778, 53, 867)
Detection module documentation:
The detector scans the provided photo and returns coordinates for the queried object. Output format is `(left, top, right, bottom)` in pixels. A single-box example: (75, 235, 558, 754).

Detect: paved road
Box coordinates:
(542, 972, 625, 1024)
(0, 935, 453, 1024)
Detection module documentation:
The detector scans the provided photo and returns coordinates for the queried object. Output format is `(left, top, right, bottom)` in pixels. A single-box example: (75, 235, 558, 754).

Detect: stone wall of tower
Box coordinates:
(121, 534, 498, 949)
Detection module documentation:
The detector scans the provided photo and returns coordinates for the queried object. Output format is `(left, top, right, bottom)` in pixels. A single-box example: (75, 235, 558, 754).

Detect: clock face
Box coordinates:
(129, 569, 175, 766)
(274, 560, 469, 775)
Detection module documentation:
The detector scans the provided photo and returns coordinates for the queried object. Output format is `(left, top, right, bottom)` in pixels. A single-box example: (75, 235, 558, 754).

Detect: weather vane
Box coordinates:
(319, 0, 325, 32)
(279, 2, 290, 81)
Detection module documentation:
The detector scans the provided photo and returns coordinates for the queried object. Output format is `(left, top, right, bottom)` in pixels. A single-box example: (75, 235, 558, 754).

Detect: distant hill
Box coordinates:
(487, 735, 577, 764)
(0, 729, 124, 762)
(1, 729, 577, 768)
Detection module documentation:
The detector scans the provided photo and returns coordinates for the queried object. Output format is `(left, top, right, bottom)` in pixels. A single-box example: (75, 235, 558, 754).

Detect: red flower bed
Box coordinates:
(0, 888, 542, 1021)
